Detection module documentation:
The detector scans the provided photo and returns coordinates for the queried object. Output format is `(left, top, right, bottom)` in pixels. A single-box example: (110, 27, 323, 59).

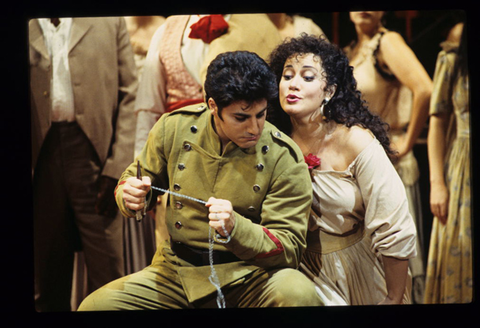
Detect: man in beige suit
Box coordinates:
(29, 17, 138, 311)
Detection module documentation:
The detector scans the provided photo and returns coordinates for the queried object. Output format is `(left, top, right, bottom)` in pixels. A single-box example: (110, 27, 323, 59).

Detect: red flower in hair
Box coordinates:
(304, 153, 321, 170)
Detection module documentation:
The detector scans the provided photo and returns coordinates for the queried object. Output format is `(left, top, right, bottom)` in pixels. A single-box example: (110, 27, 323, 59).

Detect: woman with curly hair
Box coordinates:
(268, 34, 418, 305)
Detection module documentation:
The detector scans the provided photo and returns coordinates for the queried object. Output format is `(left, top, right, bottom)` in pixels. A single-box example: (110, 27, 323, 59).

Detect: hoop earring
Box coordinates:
(321, 98, 330, 120)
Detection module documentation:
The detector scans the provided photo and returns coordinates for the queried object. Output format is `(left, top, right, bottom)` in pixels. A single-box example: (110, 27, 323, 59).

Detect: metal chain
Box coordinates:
(150, 185, 231, 308)
(208, 226, 226, 308)
(209, 219, 232, 308)
(150, 185, 207, 204)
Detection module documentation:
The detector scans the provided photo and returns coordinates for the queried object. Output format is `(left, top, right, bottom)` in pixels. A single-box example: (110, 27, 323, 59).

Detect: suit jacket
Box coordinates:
(29, 17, 138, 179)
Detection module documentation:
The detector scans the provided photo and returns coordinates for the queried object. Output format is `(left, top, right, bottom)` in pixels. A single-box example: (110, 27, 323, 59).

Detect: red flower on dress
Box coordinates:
(304, 153, 321, 170)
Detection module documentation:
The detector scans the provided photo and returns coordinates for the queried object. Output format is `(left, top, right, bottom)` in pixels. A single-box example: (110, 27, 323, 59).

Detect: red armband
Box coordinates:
(254, 227, 284, 259)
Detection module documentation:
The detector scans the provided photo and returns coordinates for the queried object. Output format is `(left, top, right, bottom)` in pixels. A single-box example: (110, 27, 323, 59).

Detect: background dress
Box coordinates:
(300, 138, 417, 305)
(424, 44, 472, 304)
(344, 31, 426, 303)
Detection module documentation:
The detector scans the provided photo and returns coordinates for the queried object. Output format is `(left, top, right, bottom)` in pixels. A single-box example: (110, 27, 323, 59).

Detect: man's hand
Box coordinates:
(206, 197, 236, 237)
(122, 176, 151, 212)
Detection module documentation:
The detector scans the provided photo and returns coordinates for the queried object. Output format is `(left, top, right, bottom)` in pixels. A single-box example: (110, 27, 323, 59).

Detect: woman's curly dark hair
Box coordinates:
(268, 33, 397, 160)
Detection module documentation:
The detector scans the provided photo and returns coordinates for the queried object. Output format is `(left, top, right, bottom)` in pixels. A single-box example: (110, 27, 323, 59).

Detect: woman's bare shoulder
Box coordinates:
(343, 125, 375, 157)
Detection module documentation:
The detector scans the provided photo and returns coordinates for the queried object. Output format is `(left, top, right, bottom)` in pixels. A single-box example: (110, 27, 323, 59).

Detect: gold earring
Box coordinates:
(321, 98, 330, 120)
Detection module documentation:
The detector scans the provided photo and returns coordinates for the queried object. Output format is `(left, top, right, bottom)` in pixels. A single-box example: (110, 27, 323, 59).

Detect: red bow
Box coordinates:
(188, 15, 229, 44)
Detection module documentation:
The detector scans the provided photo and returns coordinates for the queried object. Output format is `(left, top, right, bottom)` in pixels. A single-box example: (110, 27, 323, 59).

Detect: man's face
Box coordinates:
(209, 98, 268, 150)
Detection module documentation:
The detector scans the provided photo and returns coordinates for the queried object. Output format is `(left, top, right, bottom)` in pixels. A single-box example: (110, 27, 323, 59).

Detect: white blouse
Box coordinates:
(309, 138, 417, 259)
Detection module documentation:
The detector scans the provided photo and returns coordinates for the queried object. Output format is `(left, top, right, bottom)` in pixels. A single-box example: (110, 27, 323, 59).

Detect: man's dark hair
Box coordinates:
(204, 51, 278, 118)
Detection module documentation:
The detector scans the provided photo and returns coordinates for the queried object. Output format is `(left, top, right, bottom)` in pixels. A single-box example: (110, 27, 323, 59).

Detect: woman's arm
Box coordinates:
(427, 113, 449, 223)
(379, 255, 409, 304)
(380, 32, 433, 157)
(351, 128, 417, 304)
(426, 48, 457, 224)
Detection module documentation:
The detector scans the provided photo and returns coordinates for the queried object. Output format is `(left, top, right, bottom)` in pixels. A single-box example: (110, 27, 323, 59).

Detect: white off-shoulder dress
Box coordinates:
(300, 138, 418, 305)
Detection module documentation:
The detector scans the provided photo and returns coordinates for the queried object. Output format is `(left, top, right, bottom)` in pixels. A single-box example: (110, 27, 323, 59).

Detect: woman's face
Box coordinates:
(349, 11, 384, 28)
(279, 53, 331, 120)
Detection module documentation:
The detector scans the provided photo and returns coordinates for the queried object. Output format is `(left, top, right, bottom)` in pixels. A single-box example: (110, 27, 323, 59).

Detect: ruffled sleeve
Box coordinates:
(352, 139, 417, 259)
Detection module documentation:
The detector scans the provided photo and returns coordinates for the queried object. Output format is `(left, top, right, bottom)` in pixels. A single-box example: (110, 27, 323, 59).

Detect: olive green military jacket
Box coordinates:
(115, 104, 312, 302)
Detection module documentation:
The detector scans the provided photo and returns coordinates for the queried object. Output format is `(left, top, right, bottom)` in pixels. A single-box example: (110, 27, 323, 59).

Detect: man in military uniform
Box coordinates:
(78, 51, 323, 309)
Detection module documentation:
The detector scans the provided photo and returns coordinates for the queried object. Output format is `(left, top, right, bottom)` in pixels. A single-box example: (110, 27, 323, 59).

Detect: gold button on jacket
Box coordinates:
(115, 103, 312, 302)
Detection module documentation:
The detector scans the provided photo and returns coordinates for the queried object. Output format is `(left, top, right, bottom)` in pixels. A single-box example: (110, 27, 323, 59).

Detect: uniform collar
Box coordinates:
(204, 109, 258, 156)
